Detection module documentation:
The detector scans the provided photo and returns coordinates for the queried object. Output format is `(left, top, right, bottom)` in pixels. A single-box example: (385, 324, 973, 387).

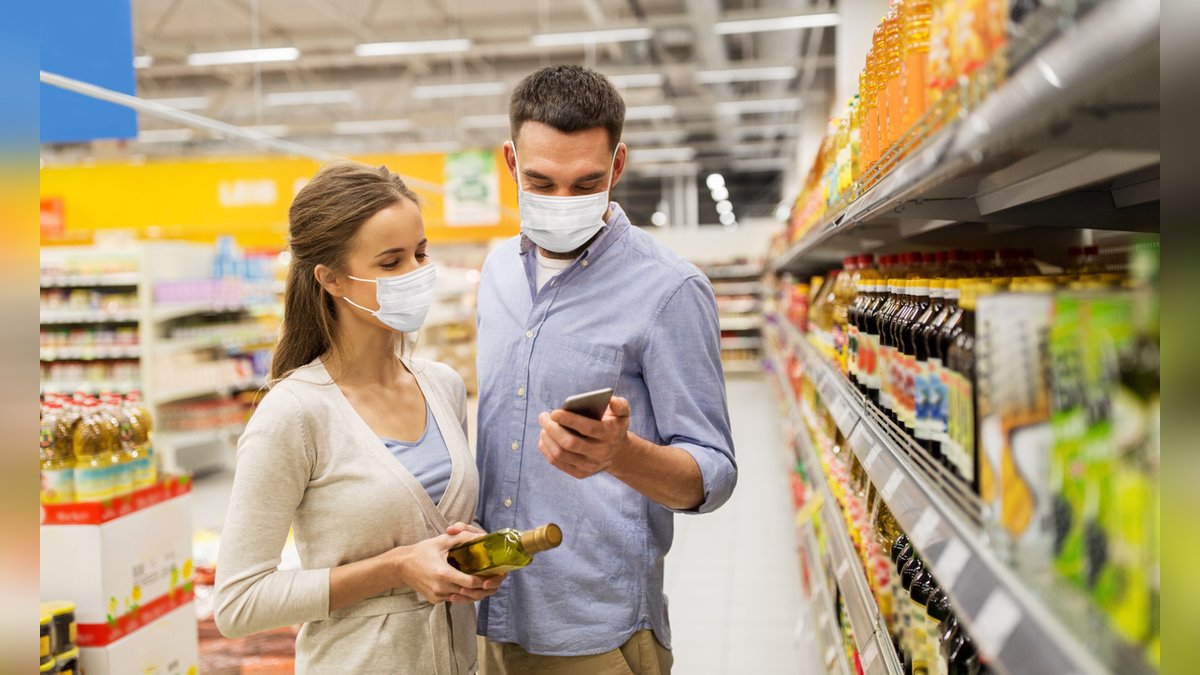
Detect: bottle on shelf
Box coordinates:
(833, 256, 860, 375)
(447, 523, 563, 576)
(40, 402, 75, 504)
(901, 0, 934, 134)
(72, 400, 117, 503)
(96, 397, 133, 498)
(123, 391, 158, 489)
(912, 278, 944, 456)
(881, 4, 904, 157)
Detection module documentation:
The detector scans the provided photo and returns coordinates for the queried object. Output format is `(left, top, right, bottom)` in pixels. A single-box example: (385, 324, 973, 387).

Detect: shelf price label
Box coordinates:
(864, 444, 882, 471)
(975, 589, 1021, 660)
(860, 640, 879, 671)
(910, 508, 941, 550)
(935, 538, 971, 590)
(836, 557, 851, 582)
(881, 471, 904, 501)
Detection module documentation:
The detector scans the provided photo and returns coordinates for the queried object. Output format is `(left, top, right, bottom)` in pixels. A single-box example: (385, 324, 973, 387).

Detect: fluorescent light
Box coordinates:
(716, 98, 802, 115)
(398, 140, 463, 154)
(719, 211, 737, 225)
(138, 129, 194, 143)
(697, 66, 798, 84)
(242, 125, 289, 137)
(133, 55, 154, 69)
(651, 211, 668, 227)
(710, 185, 729, 201)
(633, 146, 695, 162)
(187, 47, 300, 66)
(265, 90, 357, 106)
(461, 114, 510, 128)
(531, 27, 653, 47)
(732, 157, 791, 171)
(333, 119, 414, 135)
(714, 13, 840, 35)
(716, 200, 733, 215)
(706, 173, 725, 190)
(625, 104, 676, 121)
(411, 81, 507, 100)
(354, 38, 471, 57)
(608, 73, 665, 88)
(146, 96, 210, 111)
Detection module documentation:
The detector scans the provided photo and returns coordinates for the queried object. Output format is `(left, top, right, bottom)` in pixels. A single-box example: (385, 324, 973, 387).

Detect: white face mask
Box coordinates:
(509, 141, 619, 254)
(342, 263, 437, 333)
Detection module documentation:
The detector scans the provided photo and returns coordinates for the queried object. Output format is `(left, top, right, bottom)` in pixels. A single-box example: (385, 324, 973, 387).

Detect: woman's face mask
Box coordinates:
(341, 263, 437, 334)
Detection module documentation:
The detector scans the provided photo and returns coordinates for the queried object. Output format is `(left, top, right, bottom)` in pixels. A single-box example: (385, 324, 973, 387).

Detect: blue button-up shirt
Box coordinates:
(475, 202, 737, 656)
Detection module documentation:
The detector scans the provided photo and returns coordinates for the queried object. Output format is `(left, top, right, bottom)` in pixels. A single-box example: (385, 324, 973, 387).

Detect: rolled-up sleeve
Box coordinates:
(641, 275, 737, 514)
(214, 388, 330, 638)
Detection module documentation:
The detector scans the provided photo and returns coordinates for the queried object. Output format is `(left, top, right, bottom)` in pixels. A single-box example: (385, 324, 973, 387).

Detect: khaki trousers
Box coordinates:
(479, 630, 673, 675)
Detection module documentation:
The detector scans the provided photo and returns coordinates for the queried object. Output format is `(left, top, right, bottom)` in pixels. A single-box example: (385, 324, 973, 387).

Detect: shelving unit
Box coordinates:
(701, 261, 765, 374)
(41, 243, 282, 476)
(764, 345, 902, 675)
(768, 314, 1154, 675)
(775, 0, 1159, 279)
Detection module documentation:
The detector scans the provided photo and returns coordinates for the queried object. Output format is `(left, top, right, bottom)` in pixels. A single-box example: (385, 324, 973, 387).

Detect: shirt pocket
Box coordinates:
(538, 337, 623, 412)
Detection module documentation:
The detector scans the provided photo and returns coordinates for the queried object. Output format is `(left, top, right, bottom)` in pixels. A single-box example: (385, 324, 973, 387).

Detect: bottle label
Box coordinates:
(879, 345, 895, 411)
(41, 466, 75, 504)
(862, 331, 879, 391)
(110, 461, 133, 497)
(75, 463, 114, 502)
(132, 451, 157, 490)
(929, 359, 949, 443)
(848, 325, 860, 380)
(914, 359, 932, 440)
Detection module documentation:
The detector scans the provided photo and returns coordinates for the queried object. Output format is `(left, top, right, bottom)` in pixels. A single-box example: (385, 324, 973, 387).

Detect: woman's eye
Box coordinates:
(380, 261, 399, 270)
(416, 252, 429, 261)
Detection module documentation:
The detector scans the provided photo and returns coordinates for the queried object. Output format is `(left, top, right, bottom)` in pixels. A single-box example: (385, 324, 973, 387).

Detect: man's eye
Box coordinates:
(533, 184, 554, 191)
(575, 183, 600, 192)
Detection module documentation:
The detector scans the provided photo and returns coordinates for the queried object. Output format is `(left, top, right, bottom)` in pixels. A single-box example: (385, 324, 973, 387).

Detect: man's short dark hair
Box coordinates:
(509, 65, 626, 150)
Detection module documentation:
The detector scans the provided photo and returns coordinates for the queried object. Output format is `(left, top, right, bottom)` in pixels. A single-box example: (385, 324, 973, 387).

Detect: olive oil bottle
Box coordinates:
(447, 523, 562, 577)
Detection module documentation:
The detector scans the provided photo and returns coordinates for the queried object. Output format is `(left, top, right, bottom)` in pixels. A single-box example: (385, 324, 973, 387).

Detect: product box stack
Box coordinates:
(40, 476, 200, 675)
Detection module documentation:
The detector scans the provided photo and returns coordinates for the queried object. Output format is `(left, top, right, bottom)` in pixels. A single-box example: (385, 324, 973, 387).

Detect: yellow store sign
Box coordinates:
(40, 152, 520, 249)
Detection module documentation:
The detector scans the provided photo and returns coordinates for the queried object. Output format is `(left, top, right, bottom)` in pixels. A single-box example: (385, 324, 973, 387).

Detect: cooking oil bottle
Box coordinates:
(73, 400, 117, 503)
(447, 523, 563, 576)
(901, 0, 933, 135)
(881, 3, 904, 156)
(40, 402, 75, 504)
(124, 392, 157, 489)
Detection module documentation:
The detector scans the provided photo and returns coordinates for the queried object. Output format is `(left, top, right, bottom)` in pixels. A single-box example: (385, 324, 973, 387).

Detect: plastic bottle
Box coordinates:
(124, 391, 158, 489)
(96, 397, 133, 498)
(73, 400, 116, 503)
(901, 0, 934, 134)
(833, 256, 860, 374)
(866, 22, 887, 172)
(881, 5, 904, 155)
(40, 402, 75, 504)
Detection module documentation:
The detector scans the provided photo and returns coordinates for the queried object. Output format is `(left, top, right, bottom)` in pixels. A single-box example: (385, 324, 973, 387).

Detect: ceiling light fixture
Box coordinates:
(715, 200, 733, 215)
(719, 211, 737, 226)
(696, 66, 798, 84)
(265, 90, 357, 106)
(710, 185, 729, 201)
(333, 119, 414, 135)
(706, 173, 725, 190)
(714, 13, 840, 35)
(411, 81, 507, 99)
(187, 47, 300, 67)
(531, 27, 654, 47)
(354, 38, 471, 57)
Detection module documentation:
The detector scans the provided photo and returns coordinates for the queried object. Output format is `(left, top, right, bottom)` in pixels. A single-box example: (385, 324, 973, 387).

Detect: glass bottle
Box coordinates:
(447, 523, 563, 576)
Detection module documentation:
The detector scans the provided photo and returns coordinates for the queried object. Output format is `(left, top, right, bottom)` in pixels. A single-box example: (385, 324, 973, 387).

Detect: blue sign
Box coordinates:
(40, 0, 138, 144)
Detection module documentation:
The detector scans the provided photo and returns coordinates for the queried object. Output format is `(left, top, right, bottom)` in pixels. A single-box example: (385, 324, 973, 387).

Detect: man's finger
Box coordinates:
(607, 396, 631, 419)
(550, 409, 606, 439)
(539, 435, 598, 478)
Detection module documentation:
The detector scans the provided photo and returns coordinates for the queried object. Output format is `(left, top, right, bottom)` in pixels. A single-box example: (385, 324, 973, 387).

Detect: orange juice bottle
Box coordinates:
(863, 39, 881, 171)
(880, 6, 903, 156)
(901, 0, 933, 134)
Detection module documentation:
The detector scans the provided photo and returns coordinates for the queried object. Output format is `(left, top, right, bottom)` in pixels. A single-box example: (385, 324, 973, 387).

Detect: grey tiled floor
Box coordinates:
(190, 373, 825, 673)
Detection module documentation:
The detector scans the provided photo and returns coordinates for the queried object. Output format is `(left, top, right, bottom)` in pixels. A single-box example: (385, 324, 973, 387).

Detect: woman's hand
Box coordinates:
(389, 523, 506, 605)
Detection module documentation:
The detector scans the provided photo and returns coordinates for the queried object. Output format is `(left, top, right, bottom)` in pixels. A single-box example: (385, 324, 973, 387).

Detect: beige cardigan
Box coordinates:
(214, 357, 480, 674)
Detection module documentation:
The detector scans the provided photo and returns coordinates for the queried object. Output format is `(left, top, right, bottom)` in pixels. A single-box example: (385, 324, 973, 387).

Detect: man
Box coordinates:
(475, 64, 737, 675)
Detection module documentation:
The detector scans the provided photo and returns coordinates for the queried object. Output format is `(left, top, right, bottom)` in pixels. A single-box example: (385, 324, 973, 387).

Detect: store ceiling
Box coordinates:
(51, 0, 840, 225)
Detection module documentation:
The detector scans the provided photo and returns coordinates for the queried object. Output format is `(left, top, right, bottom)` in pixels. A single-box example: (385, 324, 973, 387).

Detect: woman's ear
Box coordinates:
(314, 264, 343, 296)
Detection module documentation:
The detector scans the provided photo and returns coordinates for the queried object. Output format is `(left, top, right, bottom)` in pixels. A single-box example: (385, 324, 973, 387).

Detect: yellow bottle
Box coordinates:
(881, 5, 904, 155)
(447, 523, 563, 576)
(123, 392, 158, 489)
(901, 0, 933, 134)
(97, 397, 133, 498)
(73, 400, 116, 503)
(40, 402, 75, 504)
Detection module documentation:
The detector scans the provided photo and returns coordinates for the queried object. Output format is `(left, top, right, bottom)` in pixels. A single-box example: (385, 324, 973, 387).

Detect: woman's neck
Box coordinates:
(323, 320, 406, 387)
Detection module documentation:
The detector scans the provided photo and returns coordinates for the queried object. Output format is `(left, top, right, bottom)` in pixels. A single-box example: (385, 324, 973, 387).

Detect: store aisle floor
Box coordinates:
(664, 373, 822, 675)
(190, 374, 822, 673)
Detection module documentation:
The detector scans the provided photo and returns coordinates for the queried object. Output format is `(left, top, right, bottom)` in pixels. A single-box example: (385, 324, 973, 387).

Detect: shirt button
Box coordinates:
(517, 387, 525, 397)
(503, 498, 513, 508)
(581, 260, 590, 268)
(510, 441, 519, 451)
(525, 330, 534, 338)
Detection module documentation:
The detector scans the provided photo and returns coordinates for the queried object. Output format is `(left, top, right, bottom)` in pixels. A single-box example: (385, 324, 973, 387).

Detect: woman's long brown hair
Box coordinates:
(270, 161, 419, 383)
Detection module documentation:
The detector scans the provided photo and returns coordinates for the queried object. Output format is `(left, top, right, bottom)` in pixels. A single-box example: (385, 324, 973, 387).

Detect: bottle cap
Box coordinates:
(520, 523, 563, 554)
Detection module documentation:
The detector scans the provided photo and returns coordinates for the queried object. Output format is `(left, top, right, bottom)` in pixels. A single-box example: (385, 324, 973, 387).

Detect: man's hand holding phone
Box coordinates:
(537, 388, 634, 480)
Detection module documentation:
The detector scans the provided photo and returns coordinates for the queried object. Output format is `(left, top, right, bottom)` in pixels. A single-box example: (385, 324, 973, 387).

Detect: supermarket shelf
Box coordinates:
(41, 346, 141, 361)
(718, 316, 763, 331)
(797, 516, 855, 675)
(772, 314, 1151, 675)
(40, 309, 141, 324)
(41, 380, 140, 394)
(720, 337, 763, 350)
(157, 424, 245, 448)
(720, 359, 762, 374)
(711, 281, 765, 296)
(765, 351, 902, 675)
(703, 263, 763, 280)
(153, 303, 268, 323)
(40, 273, 141, 288)
(774, 0, 1160, 277)
(155, 378, 266, 406)
(715, 300, 762, 314)
(156, 333, 277, 355)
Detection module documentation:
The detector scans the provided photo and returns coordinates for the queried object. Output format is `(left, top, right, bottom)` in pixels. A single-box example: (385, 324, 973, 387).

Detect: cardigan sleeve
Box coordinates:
(214, 386, 331, 638)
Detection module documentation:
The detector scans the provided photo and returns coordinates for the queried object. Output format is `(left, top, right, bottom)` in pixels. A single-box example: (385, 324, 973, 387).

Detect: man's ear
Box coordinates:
(503, 140, 519, 184)
(610, 142, 627, 190)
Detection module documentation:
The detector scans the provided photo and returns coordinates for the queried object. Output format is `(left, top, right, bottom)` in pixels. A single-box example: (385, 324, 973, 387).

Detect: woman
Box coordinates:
(215, 162, 501, 673)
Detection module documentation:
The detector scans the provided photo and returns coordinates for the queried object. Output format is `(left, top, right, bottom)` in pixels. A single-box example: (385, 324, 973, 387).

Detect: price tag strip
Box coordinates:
(974, 589, 1022, 660)
(881, 471, 904, 501)
(935, 538, 971, 590)
(909, 508, 941, 550)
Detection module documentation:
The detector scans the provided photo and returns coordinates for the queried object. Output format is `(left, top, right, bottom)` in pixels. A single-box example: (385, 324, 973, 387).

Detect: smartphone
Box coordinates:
(561, 388, 614, 421)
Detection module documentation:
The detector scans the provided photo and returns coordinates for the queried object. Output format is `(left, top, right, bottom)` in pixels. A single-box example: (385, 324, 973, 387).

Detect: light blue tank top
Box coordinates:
(380, 401, 452, 506)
